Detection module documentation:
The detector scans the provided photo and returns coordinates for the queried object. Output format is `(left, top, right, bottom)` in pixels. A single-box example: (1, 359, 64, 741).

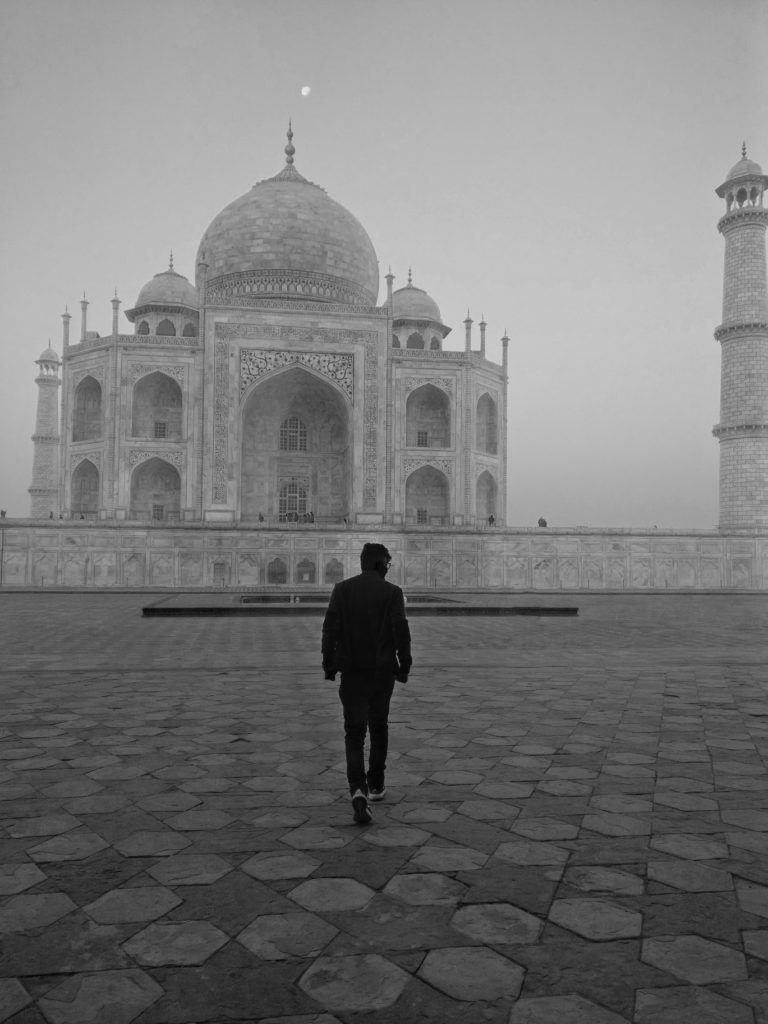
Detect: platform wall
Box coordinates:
(1, 522, 767, 591)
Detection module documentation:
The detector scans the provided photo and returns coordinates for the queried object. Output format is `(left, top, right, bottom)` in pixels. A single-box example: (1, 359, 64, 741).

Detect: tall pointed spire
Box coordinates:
(169, 250, 174, 272)
(285, 119, 295, 166)
(742, 141, 747, 159)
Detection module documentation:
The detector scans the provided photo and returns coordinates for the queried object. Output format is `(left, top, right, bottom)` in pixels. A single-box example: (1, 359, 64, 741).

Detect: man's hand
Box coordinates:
(395, 655, 412, 684)
(323, 663, 337, 681)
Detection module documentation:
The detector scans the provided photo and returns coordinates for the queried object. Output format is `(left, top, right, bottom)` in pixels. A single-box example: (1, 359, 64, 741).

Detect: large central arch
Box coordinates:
(241, 366, 351, 521)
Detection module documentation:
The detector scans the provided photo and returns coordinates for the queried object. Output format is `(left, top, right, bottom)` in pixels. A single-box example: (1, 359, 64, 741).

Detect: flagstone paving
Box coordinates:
(0, 591, 766, 1023)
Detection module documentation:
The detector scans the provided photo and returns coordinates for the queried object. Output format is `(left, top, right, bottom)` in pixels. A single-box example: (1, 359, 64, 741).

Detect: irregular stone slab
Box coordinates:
(0, 892, 76, 932)
(361, 826, 430, 848)
(391, 804, 453, 824)
(451, 902, 543, 944)
(650, 833, 730, 860)
(87, 765, 147, 780)
(512, 817, 580, 841)
(8, 813, 81, 837)
(38, 968, 163, 1024)
(634, 984, 754, 1023)
(290, 877, 375, 912)
(735, 879, 768, 918)
(582, 812, 650, 837)
(84, 886, 182, 923)
(299, 954, 409, 1011)
(148, 853, 232, 886)
(458, 799, 519, 821)
(430, 770, 483, 785)
(723, 809, 768, 831)
(42, 778, 103, 798)
(494, 840, 570, 866)
(136, 791, 202, 812)
(244, 775, 301, 791)
(281, 826, 353, 850)
(648, 859, 733, 892)
(248, 808, 308, 828)
(591, 795, 653, 814)
(114, 831, 192, 857)
(743, 929, 768, 961)
(383, 872, 467, 906)
(0, 862, 47, 895)
(549, 898, 642, 940)
(508, 993, 630, 1022)
(238, 911, 337, 960)
(566, 865, 643, 896)
(63, 793, 133, 814)
(418, 945, 523, 1001)
(151, 765, 207, 780)
(411, 844, 488, 872)
(29, 831, 109, 862)
(0, 977, 32, 1019)
(654, 791, 718, 811)
(164, 808, 234, 830)
(241, 851, 320, 881)
(476, 781, 536, 799)
(122, 920, 229, 966)
(642, 935, 747, 983)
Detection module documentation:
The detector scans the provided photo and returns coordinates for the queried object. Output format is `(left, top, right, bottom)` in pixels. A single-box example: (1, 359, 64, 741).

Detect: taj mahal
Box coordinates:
(7, 136, 768, 590)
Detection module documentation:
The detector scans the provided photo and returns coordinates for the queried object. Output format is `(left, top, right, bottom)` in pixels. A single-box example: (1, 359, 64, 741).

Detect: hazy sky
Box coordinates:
(1, 0, 765, 526)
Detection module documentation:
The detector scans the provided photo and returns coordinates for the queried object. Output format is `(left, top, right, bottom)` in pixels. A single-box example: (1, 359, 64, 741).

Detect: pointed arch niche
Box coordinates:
(71, 459, 99, 516)
(406, 384, 451, 449)
(476, 393, 498, 454)
(241, 366, 351, 521)
(406, 465, 450, 525)
(476, 470, 497, 521)
(130, 457, 181, 521)
(132, 371, 183, 440)
(72, 376, 103, 441)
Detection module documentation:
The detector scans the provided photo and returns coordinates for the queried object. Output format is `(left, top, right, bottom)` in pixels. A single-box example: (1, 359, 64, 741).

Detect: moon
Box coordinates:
(301, 86, 311, 97)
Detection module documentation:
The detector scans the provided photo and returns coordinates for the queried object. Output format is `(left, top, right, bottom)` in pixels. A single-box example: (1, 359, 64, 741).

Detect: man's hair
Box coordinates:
(360, 542, 391, 571)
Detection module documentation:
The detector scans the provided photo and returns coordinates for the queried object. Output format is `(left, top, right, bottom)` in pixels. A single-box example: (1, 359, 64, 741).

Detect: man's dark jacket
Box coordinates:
(322, 570, 411, 679)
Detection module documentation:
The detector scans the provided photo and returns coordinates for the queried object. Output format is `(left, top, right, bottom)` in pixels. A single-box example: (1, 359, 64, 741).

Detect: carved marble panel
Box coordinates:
(150, 553, 175, 586)
(403, 458, 454, 477)
(71, 452, 102, 471)
(655, 558, 674, 588)
(240, 349, 353, 401)
(122, 552, 146, 585)
(128, 363, 186, 385)
(701, 559, 723, 588)
(72, 365, 106, 388)
(631, 558, 652, 588)
(558, 558, 580, 589)
(128, 449, 184, 470)
(180, 554, 204, 586)
(456, 554, 479, 587)
(606, 559, 627, 588)
(506, 556, 529, 588)
(533, 557, 554, 588)
(677, 559, 698, 589)
(404, 376, 455, 395)
(405, 555, 427, 587)
(213, 340, 229, 503)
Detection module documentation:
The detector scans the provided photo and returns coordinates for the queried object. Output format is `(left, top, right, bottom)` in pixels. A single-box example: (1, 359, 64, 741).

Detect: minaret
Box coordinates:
(464, 310, 473, 352)
(713, 145, 768, 529)
(29, 344, 62, 518)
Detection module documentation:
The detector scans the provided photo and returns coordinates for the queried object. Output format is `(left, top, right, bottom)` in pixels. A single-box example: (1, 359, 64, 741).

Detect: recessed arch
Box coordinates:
(405, 465, 449, 525)
(241, 365, 351, 521)
(430, 336, 441, 350)
(156, 318, 176, 336)
(476, 393, 498, 454)
(132, 371, 183, 439)
(476, 470, 497, 521)
(137, 320, 150, 335)
(406, 332, 424, 349)
(406, 383, 451, 448)
(182, 322, 197, 337)
(72, 376, 103, 442)
(71, 459, 99, 516)
(130, 457, 181, 521)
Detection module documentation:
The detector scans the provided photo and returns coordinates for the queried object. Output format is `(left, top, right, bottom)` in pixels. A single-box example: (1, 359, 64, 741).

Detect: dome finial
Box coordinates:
(285, 119, 295, 166)
(407, 266, 412, 286)
(742, 141, 747, 159)
(169, 250, 174, 272)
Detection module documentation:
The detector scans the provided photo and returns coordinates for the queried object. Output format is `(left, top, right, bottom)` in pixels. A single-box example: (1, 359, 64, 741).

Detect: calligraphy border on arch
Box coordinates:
(239, 350, 353, 401)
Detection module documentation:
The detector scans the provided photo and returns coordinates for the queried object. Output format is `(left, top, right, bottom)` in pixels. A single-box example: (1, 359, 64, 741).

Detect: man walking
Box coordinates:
(322, 542, 412, 824)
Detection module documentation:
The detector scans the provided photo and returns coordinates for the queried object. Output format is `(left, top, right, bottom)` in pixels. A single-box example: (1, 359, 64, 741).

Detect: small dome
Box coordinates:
(37, 345, 60, 364)
(391, 282, 442, 322)
(725, 154, 764, 181)
(134, 267, 198, 310)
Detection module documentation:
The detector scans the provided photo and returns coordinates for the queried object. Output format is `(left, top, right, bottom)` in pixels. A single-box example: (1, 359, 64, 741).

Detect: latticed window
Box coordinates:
(279, 482, 307, 519)
(279, 416, 307, 451)
(152, 504, 164, 521)
(417, 508, 428, 524)
(417, 430, 428, 447)
(154, 421, 167, 438)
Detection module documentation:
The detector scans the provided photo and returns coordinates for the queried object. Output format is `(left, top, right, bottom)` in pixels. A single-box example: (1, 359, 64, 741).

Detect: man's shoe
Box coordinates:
(351, 790, 372, 824)
(369, 787, 386, 802)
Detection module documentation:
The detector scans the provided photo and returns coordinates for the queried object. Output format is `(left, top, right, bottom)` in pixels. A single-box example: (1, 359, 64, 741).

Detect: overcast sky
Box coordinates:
(1, 0, 765, 527)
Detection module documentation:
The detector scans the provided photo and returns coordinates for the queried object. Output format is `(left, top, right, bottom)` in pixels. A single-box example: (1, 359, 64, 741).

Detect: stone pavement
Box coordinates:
(0, 592, 767, 1023)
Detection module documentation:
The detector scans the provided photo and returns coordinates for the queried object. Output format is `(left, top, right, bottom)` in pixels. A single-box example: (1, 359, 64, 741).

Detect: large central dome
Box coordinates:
(196, 129, 379, 307)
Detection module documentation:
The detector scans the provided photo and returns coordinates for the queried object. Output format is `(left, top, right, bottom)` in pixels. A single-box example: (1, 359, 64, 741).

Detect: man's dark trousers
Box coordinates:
(339, 671, 395, 795)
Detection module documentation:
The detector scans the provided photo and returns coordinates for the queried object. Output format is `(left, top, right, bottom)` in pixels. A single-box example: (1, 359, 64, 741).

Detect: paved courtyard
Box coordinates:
(0, 592, 767, 1023)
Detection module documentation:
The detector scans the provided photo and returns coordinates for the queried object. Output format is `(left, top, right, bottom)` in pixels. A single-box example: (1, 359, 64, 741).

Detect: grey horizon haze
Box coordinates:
(1, 0, 766, 528)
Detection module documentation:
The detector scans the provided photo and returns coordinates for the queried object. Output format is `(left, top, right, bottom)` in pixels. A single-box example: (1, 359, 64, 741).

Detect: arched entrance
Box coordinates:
(72, 376, 102, 441)
(241, 367, 351, 522)
(405, 465, 450, 525)
(132, 372, 183, 440)
(130, 458, 181, 521)
(71, 459, 99, 516)
(476, 470, 497, 521)
(406, 384, 451, 448)
(476, 393, 498, 454)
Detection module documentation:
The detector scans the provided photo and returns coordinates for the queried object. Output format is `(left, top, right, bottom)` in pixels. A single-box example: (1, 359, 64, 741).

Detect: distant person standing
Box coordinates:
(537, 516, 547, 527)
(322, 543, 412, 824)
